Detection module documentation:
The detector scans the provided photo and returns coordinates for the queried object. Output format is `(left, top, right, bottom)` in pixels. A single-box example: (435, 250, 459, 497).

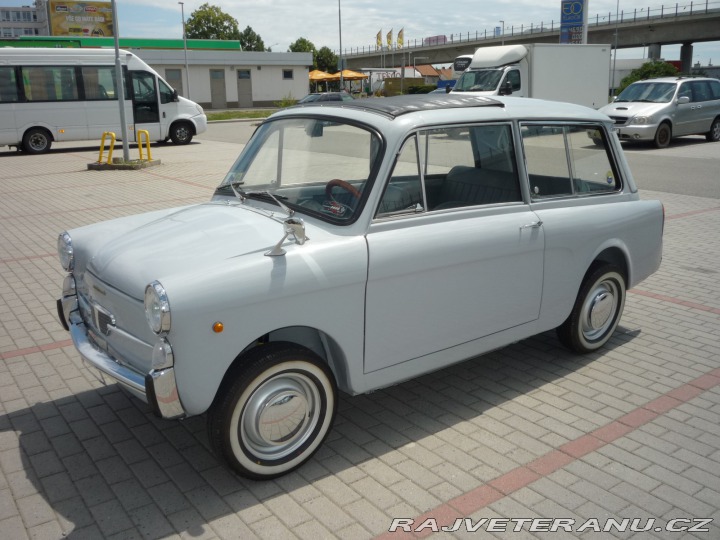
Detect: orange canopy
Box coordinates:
(309, 70, 332, 81)
(325, 69, 368, 81)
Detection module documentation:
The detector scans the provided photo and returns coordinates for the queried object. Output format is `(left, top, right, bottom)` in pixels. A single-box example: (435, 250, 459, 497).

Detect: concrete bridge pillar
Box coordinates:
(648, 43, 662, 60)
(680, 43, 693, 73)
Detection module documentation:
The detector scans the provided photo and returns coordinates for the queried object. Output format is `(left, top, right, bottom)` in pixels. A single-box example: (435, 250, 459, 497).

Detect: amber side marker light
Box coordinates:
(212, 322, 224, 333)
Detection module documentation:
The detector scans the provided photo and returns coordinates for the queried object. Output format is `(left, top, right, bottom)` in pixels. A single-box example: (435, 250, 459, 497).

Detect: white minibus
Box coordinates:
(0, 48, 207, 153)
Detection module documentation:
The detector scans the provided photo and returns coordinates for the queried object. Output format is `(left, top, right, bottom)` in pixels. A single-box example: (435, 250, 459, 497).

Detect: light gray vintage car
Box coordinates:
(57, 95, 664, 479)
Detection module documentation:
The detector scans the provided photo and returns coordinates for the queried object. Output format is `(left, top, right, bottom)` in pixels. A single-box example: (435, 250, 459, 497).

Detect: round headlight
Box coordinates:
(57, 232, 74, 271)
(144, 281, 171, 334)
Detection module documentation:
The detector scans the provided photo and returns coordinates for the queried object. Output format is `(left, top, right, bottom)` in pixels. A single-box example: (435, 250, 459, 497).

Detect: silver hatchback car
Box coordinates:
(599, 76, 720, 148)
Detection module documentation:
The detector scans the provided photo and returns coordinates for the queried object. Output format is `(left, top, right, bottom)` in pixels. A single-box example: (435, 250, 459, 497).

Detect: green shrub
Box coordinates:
(617, 61, 680, 94)
(275, 94, 298, 108)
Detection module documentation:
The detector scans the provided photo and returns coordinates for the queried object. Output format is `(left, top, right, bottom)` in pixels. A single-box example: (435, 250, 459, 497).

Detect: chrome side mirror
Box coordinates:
(265, 218, 309, 257)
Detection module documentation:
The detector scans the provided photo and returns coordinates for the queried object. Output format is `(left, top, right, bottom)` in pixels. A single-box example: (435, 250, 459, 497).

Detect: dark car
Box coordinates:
(297, 92, 354, 103)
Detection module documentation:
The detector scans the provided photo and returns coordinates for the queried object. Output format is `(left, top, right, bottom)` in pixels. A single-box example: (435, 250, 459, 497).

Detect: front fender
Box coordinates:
(162, 236, 368, 416)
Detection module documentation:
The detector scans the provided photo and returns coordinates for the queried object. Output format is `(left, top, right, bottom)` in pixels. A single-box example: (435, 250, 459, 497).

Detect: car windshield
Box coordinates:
(454, 69, 503, 92)
(217, 117, 382, 223)
(297, 94, 322, 103)
(615, 82, 676, 103)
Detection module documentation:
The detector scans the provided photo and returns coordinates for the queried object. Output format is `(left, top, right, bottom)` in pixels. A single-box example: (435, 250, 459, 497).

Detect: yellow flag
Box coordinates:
(376, 30, 382, 49)
(386, 29, 393, 48)
(397, 28, 404, 49)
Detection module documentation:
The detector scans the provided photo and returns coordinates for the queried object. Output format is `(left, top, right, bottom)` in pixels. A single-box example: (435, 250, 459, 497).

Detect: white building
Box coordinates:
(0, 3, 45, 38)
(135, 49, 313, 109)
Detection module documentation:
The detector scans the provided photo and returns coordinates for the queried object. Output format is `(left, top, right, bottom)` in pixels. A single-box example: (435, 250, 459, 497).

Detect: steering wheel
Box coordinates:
(323, 179, 361, 218)
(325, 179, 361, 202)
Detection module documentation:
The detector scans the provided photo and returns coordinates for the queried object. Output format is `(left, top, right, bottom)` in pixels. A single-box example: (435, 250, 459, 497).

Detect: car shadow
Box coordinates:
(619, 135, 709, 151)
(2, 326, 640, 537)
(0, 141, 200, 158)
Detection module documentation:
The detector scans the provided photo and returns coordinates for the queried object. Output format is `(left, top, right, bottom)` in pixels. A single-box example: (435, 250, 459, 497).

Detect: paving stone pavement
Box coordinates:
(0, 136, 718, 540)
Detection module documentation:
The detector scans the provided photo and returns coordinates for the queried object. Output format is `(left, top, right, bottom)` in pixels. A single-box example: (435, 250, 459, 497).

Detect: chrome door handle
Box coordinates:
(520, 220, 543, 229)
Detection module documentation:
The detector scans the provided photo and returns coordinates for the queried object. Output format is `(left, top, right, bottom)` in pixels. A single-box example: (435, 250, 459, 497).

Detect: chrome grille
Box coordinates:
(609, 116, 628, 126)
(96, 308, 115, 336)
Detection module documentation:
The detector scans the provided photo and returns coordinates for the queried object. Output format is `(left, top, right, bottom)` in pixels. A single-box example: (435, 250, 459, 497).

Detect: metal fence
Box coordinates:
(342, 0, 719, 57)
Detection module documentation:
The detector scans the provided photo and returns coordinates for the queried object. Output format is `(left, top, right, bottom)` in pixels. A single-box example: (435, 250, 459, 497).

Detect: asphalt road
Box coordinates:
(199, 121, 720, 199)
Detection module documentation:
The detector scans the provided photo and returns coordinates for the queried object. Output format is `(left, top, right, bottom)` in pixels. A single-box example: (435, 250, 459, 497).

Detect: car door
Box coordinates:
(130, 70, 161, 141)
(364, 125, 544, 373)
(673, 81, 696, 136)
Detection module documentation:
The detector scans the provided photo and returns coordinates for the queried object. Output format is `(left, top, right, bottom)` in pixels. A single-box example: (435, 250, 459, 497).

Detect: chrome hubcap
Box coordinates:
(241, 373, 319, 461)
(30, 134, 46, 150)
(581, 280, 618, 342)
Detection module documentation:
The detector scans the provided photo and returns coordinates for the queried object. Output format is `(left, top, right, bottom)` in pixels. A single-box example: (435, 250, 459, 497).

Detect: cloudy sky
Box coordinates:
(10, 0, 720, 65)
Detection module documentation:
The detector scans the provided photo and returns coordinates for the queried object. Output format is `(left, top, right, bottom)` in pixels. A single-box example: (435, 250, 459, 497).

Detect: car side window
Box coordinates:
(689, 81, 712, 102)
(376, 124, 522, 217)
(709, 80, 720, 100)
(506, 70, 521, 92)
(522, 124, 620, 198)
(376, 135, 425, 217)
(678, 83, 692, 101)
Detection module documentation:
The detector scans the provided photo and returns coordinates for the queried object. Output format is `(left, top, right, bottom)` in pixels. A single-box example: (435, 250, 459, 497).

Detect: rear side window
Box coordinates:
(21, 66, 78, 101)
(0, 66, 19, 102)
(522, 124, 621, 198)
(710, 80, 720, 99)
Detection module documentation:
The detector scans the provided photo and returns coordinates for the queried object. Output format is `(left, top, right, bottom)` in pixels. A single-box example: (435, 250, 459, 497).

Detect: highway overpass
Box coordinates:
(344, 4, 720, 73)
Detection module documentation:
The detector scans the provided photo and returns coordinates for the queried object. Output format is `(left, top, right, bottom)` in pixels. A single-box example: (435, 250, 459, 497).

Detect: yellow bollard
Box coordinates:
(98, 131, 116, 164)
(136, 130, 151, 161)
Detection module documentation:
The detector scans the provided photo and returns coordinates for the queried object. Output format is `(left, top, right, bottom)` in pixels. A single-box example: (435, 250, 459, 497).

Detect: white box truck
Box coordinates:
(451, 43, 611, 109)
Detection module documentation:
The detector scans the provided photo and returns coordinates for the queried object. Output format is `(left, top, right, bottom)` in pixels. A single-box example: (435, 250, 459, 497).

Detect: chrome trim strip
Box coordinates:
(68, 320, 186, 419)
(69, 321, 146, 395)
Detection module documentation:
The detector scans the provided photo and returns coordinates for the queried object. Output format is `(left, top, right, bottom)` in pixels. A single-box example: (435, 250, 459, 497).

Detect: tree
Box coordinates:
(185, 3, 240, 41)
(315, 46, 338, 74)
(288, 37, 316, 54)
(239, 26, 265, 51)
(288, 38, 317, 69)
(617, 61, 679, 93)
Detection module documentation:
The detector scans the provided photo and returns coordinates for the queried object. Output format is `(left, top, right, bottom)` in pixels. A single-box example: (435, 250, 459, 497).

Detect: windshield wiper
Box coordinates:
(230, 182, 293, 217)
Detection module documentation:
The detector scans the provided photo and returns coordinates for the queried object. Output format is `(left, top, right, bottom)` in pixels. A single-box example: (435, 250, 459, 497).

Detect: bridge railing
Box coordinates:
(342, 0, 720, 57)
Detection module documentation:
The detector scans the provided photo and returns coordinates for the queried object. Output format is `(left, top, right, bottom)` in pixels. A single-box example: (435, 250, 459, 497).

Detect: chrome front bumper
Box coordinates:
(58, 296, 186, 420)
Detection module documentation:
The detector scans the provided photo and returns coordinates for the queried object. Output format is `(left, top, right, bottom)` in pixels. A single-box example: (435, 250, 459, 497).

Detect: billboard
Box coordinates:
(49, 1, 114, 37)
(560, 0, 587, 44)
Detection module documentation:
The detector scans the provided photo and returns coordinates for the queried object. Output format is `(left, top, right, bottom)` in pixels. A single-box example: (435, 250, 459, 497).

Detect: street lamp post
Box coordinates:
(179, 2, 191, 99)
(110, 0, 130, 162)
(499, 20, 505, 45)
(338, 0, 344, 88)
(413, 56, 428, 78)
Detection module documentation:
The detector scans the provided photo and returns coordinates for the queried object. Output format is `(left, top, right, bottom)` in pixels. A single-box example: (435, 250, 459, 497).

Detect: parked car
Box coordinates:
(57, 95, 664, 479)
(599, 76, 720, 148)
(297, 92, 354, 103)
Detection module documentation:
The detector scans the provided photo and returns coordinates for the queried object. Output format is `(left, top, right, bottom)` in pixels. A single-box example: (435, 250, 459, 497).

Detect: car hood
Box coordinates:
(87, 202, 301, 297)
(599, 101, 666, 117)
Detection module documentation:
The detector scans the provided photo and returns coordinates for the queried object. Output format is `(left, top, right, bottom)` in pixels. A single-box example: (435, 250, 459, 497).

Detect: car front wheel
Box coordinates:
(169, 121, 193, 145)
(557, 264, 626, 354)
(653, 123, 671, 149)
(207, 342, 337, 479)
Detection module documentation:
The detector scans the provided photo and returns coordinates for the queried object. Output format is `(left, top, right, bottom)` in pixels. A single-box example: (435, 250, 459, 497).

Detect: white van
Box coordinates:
(0, 48, 207, 153)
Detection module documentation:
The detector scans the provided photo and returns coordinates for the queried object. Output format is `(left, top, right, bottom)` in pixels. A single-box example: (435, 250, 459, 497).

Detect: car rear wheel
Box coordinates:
(22, 128, 52, 154)
(557, 264, 626, 354)
(707, 117, 720, 142)
(207, 342, 337, 479)
(653, 123, 671, 149)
